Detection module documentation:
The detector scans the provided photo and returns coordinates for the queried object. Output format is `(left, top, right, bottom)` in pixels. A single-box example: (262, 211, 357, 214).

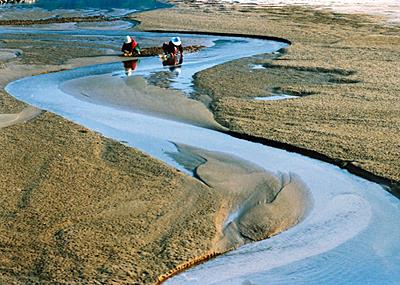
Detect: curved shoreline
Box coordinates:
(128, 27, 399, 197)
(3, 20, 395, 195)
(131, 3, 399, 186)
(130, 5, 400, 284)
(1, 6, 396, 200)
(223, 130, 400, 198)
(0, 3, 399, 284)
(117, 25, 399, 197)
(5, 29, 400, 285)
(4, 31, 313, 283)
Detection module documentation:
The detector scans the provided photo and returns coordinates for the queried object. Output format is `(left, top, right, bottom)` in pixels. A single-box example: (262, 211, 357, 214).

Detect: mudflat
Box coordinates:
(0, 50, 220, 284)
(0, 3, 308, 284)
(60, 74, 226, 130)
(133, 1, 400, 190)
(0, 23, 220, 284)
(0, 0, 399, 284)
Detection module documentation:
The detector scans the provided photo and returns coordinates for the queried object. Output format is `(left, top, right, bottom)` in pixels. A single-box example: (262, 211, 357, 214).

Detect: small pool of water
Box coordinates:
(254, 94, 297, 101)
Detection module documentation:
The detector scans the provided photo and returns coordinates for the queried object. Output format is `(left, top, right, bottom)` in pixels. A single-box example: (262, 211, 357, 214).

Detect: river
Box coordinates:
(5, 29, 400, 285)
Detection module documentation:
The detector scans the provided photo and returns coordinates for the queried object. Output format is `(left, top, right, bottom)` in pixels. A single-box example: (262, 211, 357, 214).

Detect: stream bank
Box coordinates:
(0, 26, 298, 283)
(0, 1, 399, 284)
(132, 1, 400, 189)
(5, 30, 400, 285)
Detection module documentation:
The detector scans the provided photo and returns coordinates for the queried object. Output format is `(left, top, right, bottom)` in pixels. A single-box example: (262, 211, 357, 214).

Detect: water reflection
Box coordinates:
(123, 59, 139, 77)
(139, 58, 183, 90)
(161, 54, 179, 67)
(168, 65, 181, 75)
(160, 54, 182, 75)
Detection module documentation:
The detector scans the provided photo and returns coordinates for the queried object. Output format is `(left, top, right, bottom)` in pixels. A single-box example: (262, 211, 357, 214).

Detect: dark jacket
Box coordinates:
(163, 41, 183, 55)
(162, 41, 183, 64)
(121, 39, 139, 54)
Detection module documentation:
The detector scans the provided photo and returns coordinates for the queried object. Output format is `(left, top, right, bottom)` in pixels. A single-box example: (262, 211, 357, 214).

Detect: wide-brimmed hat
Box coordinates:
(125, 36, 132, 44)
(171, 36, 181, 46)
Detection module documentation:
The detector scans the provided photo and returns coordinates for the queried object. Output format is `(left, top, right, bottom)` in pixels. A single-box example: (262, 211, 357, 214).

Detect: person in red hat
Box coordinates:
(121, 36, 141, 57)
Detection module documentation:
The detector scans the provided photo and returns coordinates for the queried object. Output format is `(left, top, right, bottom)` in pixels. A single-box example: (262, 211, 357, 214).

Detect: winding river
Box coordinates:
(5, 30, 400, 284)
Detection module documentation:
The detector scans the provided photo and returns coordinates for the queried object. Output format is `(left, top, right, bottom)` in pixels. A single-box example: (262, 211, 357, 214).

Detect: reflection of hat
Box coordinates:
(173, 67, 182, 75)
(125, 36, 132, 44)
(171, 36, 181, 46)
(125, 68, 132, 76)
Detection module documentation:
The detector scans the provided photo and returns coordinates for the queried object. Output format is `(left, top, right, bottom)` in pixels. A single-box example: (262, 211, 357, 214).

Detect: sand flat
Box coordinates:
(60, 74, 226, 130)
(0, 0, 398, 283)
(132, 1, 400, 186)
(0, 17, 308, 284)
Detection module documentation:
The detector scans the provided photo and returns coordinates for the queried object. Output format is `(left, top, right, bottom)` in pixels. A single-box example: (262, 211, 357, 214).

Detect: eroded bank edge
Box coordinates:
(129, 28, 398, 197)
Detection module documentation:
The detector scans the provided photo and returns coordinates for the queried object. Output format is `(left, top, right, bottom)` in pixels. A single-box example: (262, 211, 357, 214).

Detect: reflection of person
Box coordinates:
(121, 36, 141, 57)
(161, 54, 178, 67)
(123, 59, 139, 76)
(169, 65, 181, 75)
(162, 36, 183, 65)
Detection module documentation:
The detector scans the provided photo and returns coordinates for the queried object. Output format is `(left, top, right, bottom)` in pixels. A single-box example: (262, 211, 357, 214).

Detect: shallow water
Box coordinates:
(0, 0, 170, 20)
(5, 30, 400, 285)
(22, 0, 169, 11)
(254, 94, 297, 101)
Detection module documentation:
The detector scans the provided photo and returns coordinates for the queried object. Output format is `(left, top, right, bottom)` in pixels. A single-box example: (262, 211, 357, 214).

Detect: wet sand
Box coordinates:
(175, 145, 310, 252)
(0, 41, 224, 282)
(60, 74, 226, 130)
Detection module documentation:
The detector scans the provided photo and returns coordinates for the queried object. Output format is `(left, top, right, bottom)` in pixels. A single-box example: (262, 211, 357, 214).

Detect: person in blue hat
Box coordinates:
(162, 36, 183, 65)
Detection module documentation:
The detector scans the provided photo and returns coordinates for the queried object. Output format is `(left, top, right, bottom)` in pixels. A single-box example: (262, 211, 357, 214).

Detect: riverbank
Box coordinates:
(0, 55, 221, 284)
(0, 1, 398, 284)
(0, 24, 222, 283)
(132, 1, 399, 192)
(0, 21, 305, 285)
